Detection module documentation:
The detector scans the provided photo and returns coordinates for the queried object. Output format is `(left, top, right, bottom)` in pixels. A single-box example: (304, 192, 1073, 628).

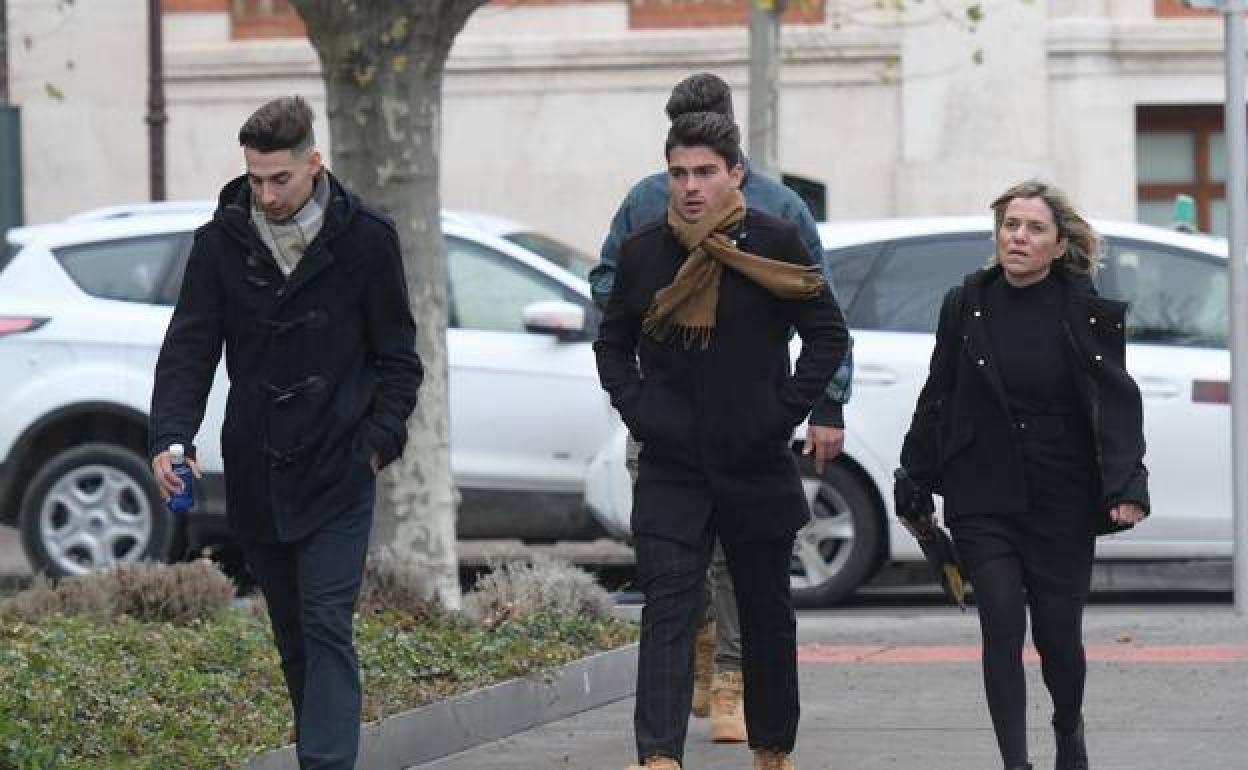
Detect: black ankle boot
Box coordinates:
(1054, 718, 1089, 770)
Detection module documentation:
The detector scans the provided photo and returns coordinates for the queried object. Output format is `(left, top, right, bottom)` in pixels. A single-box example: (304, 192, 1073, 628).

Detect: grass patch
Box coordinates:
(0, 560, 637, 770)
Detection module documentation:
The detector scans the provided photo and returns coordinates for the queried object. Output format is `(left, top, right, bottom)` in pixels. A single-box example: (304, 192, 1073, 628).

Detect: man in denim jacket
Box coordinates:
(591, 73, 853, 743)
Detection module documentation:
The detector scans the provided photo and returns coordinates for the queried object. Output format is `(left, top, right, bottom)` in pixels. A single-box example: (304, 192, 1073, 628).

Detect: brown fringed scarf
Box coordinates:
(642, 189, 825, 348)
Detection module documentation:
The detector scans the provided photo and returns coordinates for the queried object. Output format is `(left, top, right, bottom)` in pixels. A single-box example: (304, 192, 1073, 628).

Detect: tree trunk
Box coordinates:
(289, 1, 487, 609)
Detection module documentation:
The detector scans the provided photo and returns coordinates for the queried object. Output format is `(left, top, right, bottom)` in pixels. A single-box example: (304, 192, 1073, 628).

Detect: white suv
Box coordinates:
(589, 217, 1231, 605)
(0, 207, 622, 576)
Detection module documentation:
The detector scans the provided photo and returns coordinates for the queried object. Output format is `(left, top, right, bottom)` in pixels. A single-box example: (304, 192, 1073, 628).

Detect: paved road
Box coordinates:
(0, 525, 28, 577)
(423, 602, 1248, 770)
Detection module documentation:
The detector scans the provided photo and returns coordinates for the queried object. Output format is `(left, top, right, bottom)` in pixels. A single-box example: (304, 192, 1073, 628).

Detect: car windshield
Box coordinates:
(504, 231, 595, 282)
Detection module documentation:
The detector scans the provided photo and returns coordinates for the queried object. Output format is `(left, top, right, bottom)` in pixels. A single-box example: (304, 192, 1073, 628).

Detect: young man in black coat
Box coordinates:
(149, 96, 423, 770)
(594, 111, 850, 770)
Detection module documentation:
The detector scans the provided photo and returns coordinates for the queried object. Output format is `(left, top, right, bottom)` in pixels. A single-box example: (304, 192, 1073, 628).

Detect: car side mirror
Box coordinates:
(522, 300, 586, 342)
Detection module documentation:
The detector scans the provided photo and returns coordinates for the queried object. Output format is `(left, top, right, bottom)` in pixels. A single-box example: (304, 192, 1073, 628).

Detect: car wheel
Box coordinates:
(790, 461, 882, 607)
(19, 443, 175, 577)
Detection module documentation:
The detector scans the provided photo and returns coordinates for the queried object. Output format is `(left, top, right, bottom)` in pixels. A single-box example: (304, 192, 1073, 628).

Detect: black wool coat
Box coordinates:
(151, 172, 423, 543)
(594, 210, 850, 546)
(900, 264, 1149, 534)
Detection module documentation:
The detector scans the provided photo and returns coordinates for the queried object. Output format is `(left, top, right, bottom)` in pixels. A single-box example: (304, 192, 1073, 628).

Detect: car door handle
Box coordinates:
(1137, 376, 1182, 400)
(853, 365, 899, 386)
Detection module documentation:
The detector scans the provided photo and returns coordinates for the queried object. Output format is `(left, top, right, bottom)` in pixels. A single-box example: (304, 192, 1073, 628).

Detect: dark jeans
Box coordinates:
(633, 527, 798, 764)
(243, 489, 374, 770)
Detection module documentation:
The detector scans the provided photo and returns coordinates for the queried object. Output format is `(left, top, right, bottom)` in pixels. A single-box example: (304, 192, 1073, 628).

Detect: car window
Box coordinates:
(824, 242, 883, 311)
(503, 232, 595, 282)
(157, 236, 196, 305)
(1103, 239, 1227, 349)
(54, 234, 189, 304)
(848, 233, 992, 333)
(447, 236, 594, 335)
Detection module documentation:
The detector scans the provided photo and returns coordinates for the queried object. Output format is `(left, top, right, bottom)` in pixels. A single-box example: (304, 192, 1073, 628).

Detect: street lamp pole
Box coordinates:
(1183, 0, 1248, 611)
(1222, 0, 1248, 615)
(147, 0, 166, 202)
(748, 0, 784, 179)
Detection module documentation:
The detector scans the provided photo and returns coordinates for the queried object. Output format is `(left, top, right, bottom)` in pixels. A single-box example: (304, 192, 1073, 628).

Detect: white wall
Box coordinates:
(895, 0, 1056, 216)
(8, 0, 149, 223)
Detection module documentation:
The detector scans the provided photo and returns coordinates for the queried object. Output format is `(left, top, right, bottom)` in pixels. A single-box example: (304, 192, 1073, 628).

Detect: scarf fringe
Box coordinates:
(642, 313, 713, 350)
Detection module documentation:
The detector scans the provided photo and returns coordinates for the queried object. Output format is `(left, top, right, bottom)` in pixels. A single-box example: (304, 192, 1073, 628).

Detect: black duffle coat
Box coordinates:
(900, 264, 1149, 535)
(593, 210, 850, 546)
(151, 172, 423, 543)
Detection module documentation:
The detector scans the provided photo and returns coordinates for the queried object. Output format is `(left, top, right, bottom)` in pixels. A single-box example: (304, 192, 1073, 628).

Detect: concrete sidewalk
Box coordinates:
(422, 603, 1248, 770)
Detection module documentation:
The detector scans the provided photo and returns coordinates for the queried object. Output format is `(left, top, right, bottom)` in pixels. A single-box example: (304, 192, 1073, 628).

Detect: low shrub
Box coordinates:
(357, 549, 440, 619)
(463, 556, 615, 627)
(0, 559, 234, 625)
(112, 559, 238, 624)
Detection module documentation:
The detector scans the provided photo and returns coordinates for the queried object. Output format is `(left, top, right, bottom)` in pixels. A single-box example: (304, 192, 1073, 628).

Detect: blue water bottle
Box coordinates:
(168, 443, 195, 514)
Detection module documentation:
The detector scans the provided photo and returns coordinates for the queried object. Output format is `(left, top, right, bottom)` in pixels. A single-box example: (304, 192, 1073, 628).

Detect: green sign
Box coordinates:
(1172, 193, 1197, 233)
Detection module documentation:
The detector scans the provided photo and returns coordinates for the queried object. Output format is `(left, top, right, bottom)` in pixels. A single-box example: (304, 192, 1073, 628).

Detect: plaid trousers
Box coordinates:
(633, 527, 799, 763)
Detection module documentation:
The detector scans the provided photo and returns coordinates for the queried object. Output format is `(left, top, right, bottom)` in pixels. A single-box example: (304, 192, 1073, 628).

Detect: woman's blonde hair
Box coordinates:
(989, 180, 1102, 275)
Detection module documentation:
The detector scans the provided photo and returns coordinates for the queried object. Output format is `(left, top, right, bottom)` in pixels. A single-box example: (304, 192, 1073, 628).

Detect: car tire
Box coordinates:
(19, 443, 175, 577)
(790, 460, 882, 607)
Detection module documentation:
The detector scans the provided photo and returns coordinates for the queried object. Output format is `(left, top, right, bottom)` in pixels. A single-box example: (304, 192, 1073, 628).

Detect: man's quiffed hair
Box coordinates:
(665, 73, 734, 121)
(665, 111, 742, 169)
(238, 95, 316, 154)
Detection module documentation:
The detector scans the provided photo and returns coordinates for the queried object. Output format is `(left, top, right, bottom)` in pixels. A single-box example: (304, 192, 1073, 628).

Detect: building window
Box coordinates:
(629, 0, 825, 29)
(1153, 0, 1218, 19)
(162, 0, 228, 10)
(160, 0, 306, 38)
(1136, 105, 1226, 236)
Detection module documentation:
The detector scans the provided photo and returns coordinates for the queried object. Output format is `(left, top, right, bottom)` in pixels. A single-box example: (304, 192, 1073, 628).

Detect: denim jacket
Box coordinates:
(591, 165, 854, 425)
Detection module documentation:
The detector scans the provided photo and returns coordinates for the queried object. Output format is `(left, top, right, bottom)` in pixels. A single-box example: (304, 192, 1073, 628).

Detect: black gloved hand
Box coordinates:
(893, 467, 936, 536)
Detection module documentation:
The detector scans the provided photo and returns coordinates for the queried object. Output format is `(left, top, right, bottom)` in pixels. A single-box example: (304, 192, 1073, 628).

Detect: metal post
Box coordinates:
(146, 0, 166, 201)
(748, 0, 783, 179)
(1225, 0, 1248, 615)
(1, 0, 9, 105)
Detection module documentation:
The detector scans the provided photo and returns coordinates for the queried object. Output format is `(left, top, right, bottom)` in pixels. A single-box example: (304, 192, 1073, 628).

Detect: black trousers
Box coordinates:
(633, 526, 798, 764)
(243, 487, 374, 770)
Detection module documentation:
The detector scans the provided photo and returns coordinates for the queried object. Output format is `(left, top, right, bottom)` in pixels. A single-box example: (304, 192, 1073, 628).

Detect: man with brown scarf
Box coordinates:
(595, 112, 850, 770)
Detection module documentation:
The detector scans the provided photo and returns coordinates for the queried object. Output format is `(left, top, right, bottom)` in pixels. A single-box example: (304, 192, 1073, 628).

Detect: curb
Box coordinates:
(243, 642, 638, 770)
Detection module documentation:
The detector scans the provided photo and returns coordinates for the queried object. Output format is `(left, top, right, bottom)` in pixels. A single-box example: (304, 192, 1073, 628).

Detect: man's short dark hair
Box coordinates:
(665, 112, 742, 169)
(665, 73, 734, 121)
(238, 95, 316, 154)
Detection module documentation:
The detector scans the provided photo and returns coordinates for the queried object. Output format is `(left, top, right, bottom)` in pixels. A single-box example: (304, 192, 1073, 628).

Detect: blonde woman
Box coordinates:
(898, 180, 1148, 770)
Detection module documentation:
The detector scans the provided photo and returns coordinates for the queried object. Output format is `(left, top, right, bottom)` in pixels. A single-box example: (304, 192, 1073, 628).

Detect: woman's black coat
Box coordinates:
(150, 173, 423, 544)
(593, 210, 850, 546)
(900, 264, 1148, 534)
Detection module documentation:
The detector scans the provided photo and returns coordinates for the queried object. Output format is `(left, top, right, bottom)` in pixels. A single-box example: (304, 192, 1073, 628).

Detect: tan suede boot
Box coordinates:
(709, 670, 747, 742)
(691, 619, 716, 718)
(625, 756, 681, 770)
(753, 748, 795, 770)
